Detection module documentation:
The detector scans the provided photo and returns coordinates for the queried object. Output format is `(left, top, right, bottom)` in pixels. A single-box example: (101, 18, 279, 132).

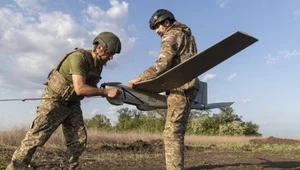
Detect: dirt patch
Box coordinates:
(2, 137, 300, 170)
(92, 139, 164, 152)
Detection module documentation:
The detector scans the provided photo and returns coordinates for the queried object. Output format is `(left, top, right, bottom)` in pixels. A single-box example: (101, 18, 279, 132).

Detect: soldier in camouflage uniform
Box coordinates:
(128, 9, 200, 170)
(6, 32, 122, 170)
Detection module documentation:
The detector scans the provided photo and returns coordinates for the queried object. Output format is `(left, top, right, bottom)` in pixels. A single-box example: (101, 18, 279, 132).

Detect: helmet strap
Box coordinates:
(93, 44, 98, 53)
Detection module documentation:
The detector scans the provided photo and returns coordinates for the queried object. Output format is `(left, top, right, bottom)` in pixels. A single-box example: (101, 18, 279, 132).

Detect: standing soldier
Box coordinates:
(6, 31, 122, 170)
(128, 9, 200, 170)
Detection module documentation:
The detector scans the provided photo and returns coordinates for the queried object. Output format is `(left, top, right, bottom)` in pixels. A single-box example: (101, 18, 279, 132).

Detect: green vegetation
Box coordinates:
(187, 107, 261, 136)
(0, 156, 5, 170)
(84, 106, 261, 136)
(84, 114, 112, 131)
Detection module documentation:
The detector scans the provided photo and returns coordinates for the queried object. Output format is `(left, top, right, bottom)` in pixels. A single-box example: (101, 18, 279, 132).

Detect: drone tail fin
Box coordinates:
(191, 81, 234, 110)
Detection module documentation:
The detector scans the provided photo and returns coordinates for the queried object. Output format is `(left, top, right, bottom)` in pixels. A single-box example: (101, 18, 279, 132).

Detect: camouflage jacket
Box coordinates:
(139, 21, 200, 91)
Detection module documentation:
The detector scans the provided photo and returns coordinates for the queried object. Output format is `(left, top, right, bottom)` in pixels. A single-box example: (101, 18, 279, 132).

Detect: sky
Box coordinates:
(0, 0, 300, 138)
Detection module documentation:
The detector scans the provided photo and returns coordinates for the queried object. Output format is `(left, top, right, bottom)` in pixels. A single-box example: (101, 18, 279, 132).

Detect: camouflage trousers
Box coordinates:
(163, 88, 198, 170)
(6, 88, 87, 170)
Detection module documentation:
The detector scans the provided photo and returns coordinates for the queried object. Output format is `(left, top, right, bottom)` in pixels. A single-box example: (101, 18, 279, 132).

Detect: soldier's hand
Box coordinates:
(106, 88, 120, 98)
(128, 77, 142, 88)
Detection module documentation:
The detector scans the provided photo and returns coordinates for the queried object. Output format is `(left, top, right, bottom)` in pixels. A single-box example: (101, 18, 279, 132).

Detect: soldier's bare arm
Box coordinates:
(72, 74, 119, 98)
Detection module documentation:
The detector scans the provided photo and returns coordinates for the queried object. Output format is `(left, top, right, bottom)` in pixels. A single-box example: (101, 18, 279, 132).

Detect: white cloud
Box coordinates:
(216, 0, 228, 8)
(264, 50, 300, 64)
(107, 0, 129, 21)
(127, 24, 137, 32)
(84, 0, 135, 54)
(278, 50, 300, 58)
(227, 73, 237, 81)
(148, 50, 159, 57)
(202, 73, 216, 82)
(0, 9, 88, 90)
(240, 98, 250, 104)
(14, 0, 44, 11)
(0, 0, 136, 93)
(294, 8, 300, 17)
(85, 0, 128, 24)
(264, 55, 279, 64)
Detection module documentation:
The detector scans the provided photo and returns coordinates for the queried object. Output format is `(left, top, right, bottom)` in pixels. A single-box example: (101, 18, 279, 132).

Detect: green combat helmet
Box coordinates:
(93, 32, 122, 54)
(149, 9, 176, 30)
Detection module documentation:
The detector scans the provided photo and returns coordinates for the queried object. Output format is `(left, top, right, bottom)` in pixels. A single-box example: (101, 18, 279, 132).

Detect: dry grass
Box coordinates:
(0, 126, 28, 146)
(87, 129, 162, 145)
(0, 126, 262, 148)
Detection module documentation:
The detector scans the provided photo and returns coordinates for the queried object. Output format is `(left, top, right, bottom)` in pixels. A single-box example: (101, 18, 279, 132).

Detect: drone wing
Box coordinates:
(134, 31, 258, 93)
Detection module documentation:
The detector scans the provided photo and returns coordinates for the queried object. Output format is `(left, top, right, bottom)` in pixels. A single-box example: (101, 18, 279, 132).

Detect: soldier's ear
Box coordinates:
(95, 44, 102, 52)
(164, 19, 171, 26)
(98, 45, 106, 52)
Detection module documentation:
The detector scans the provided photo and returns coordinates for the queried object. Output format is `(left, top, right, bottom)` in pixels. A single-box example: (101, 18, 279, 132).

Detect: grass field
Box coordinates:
(1, 127, 300, 170)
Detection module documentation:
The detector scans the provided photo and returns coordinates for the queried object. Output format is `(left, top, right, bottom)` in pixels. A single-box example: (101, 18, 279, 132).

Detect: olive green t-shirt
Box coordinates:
(59, 50, 93, 81)
(58, 49, 93, 101)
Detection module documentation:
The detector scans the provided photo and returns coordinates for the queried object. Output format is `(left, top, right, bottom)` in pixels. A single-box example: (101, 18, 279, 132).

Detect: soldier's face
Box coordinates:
(155, 24, 167, 37)
(100, 50, 114, 64)
(96, 46, 114, 64)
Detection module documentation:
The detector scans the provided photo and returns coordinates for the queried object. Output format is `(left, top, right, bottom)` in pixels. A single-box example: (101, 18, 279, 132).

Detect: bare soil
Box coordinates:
(1, 136, 300, 170)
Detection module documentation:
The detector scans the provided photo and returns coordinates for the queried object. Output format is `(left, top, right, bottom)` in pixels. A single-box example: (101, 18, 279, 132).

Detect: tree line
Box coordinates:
(84, 106, 261, 136)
